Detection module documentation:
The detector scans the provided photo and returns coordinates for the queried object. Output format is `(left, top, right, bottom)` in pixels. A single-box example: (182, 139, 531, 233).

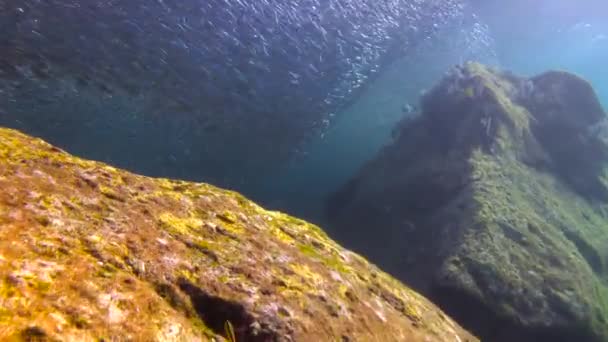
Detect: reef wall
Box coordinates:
(328, 62, 608, 342)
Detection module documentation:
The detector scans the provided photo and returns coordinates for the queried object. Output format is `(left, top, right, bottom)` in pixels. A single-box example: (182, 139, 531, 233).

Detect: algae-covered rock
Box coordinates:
(327, 62, 608, 342)
(0, 127, 475, 341)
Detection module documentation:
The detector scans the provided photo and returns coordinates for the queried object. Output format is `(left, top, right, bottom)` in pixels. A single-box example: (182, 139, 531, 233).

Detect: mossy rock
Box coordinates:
(0, 127, 476, 341)
(327, 62, 608, 342)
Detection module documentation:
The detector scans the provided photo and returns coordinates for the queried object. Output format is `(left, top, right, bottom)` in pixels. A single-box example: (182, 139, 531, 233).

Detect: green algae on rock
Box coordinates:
(327, 62, 608, 342)
(0, 127, 476, 341)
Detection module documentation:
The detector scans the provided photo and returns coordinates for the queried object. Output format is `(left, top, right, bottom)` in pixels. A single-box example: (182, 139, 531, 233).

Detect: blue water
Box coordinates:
(260, 0, 608, 224)
(1, 0, 607, 225)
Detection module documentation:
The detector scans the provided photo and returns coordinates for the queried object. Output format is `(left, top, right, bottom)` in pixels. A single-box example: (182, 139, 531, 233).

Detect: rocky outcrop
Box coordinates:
(327, 62, 608, 342)
(0, 127, 475, 341)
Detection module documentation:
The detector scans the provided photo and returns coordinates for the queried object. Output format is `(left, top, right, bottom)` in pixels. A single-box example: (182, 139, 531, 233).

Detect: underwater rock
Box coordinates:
(327, 62, 608, 342)
(0, 127, 476, 341)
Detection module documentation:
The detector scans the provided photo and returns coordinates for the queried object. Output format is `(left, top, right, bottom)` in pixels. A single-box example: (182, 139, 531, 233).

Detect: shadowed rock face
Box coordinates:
(327, 62, 608, 342)
(0, 127, 476, 341)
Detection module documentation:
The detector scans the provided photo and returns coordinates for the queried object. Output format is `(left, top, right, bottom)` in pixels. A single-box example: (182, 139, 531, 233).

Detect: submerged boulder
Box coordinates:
(0, 127, 475, 341)
(327, 62, 608, 342)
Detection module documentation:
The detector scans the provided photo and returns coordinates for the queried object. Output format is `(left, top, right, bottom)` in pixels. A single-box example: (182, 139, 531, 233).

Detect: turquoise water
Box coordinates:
(259, 2, 608, 224)
(1, 0, 607, 222)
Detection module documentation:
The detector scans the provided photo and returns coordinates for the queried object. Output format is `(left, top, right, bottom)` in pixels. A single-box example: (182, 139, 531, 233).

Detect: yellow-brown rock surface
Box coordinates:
(0, 127, 476, 341)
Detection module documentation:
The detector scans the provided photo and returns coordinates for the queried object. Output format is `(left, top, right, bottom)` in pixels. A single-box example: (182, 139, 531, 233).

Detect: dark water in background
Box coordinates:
(0, 0, 607, 225)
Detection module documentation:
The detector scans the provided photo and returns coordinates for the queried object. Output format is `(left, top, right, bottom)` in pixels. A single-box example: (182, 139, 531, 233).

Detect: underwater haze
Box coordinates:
(0, 0, 493, 215)
(2, 0, 607, 225)
(1, 1, 607, 218)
